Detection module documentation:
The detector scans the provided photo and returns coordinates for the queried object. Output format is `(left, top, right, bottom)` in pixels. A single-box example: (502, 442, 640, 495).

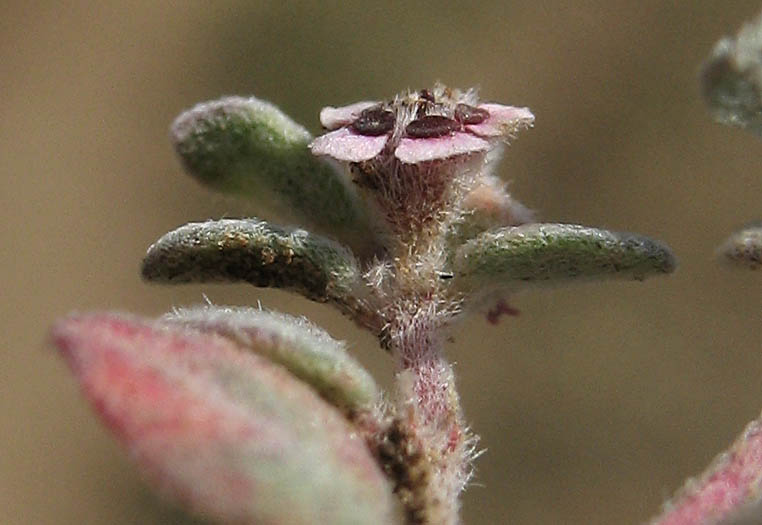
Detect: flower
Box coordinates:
(309, 85, 535, 237)
(310, 84, 535, 164)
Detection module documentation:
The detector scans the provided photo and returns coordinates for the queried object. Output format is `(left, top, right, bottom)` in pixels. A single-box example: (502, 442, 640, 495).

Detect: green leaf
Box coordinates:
(142, 218, 361, 303)
(164, 306, 380, 413)
(172, 97, 378, 256)
(452, 223, 676, 292)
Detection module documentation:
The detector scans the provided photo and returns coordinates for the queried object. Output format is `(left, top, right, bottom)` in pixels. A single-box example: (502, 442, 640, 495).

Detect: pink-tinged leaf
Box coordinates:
(309, 128, 388, 162)
(52, 313, 399, 525)
(163, 306, 380, 413)
(394, 132, 489, 164)
(465, 104, 534, 138)
(650, 417, 762, 525)
(320, 101, 379, 130)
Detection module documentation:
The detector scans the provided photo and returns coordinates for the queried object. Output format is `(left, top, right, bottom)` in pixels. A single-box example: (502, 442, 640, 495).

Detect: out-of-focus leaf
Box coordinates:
(52, 313, 399, 525)
(163, 305, 379, 413)
(172, 96, 378, 256)
(447, 174, 534, 247)
(141, 218, 361, 303)
(649, 416, 762, 525)
(701, 11, 762, 135)
(718, 223, 762, 270)
(452, 223, 675, 293)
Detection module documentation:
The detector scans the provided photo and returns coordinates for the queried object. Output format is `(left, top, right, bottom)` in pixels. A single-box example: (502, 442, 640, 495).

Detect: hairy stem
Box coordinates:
(387, 303, 471, 525)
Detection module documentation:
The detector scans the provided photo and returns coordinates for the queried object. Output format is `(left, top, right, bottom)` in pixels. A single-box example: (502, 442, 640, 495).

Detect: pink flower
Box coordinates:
(309, 85, 535, 235)
(309, 85, 534, 164)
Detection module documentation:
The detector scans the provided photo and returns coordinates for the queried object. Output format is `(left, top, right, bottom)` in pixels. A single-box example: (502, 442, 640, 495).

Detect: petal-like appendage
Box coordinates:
(319, 101, 380, 130)
(465, 104, 535, 138)
(52, 313, 399, 525)
(309, 128, 388, 163)
(394, 132, 489, 164)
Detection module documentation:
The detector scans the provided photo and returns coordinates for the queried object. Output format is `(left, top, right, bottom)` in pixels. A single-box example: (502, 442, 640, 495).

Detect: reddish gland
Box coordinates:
(350, 108, 395, 136)
(454, 103, 489, 125)
(405, 115, 461, 138)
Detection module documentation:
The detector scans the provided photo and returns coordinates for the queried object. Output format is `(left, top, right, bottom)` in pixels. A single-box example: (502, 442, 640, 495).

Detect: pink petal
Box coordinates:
(394, 132, 489, 164)
(319, 101, 380, 130)
(465, 103, 535, 138)
(52, 313, 398, 524)
(309, 127, 388, 162)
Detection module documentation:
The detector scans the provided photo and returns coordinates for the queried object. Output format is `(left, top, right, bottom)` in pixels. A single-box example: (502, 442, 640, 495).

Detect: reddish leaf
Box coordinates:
(650, 418, 762, 525)
(52, 313, 399, 524)
(163, 306, 380, 413)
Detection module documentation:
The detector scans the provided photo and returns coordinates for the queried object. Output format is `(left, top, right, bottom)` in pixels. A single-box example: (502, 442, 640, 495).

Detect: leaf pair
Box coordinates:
(142, 216, 676, 315)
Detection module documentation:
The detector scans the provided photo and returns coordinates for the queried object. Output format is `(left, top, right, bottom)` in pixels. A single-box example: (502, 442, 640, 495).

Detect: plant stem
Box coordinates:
(388, 302, 470, 525)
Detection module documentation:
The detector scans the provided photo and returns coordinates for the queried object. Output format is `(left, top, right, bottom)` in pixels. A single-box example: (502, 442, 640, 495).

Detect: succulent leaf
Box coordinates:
(163, 305, 380, 412)
(141, 218, 361, 303)
(171, 96, 377, 255)
(452, 223, 676, 293)
(51, 313, 400, 525)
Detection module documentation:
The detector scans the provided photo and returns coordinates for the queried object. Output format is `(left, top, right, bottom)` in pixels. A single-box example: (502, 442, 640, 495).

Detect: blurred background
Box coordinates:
(3, 1, 762, 523)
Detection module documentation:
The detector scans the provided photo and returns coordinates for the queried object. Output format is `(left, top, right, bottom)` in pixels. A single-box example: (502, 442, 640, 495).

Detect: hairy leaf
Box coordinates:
(172, 96, 378, 256)
(141, 218, 361, 303)
(163, 306, 379, 412)
(650, 416, 762, 525)
(453, 223, 676, 293)
(52, 313, 399, 525)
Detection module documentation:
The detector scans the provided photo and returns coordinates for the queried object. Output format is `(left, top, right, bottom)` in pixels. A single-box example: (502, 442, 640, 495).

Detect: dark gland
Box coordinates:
(350, 108, 395, 136)
(405, 115, 461, 138)
(454, 103, 490, 125)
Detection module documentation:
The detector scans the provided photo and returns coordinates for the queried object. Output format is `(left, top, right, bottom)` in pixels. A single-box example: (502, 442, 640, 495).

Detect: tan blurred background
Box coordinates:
(3, 1, 762, 523)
